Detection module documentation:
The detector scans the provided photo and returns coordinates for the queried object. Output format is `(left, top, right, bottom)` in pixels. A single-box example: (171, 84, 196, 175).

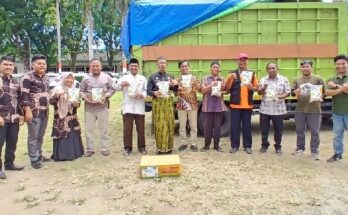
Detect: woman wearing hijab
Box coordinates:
(49, 72, 84, 161)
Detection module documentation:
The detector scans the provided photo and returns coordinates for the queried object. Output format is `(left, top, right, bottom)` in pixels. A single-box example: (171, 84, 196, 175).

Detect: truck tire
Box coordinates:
(198, 109, 231, 137)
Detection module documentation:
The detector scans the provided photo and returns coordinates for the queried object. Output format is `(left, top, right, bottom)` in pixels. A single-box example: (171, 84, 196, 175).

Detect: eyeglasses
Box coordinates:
(300, 60, 313, 66)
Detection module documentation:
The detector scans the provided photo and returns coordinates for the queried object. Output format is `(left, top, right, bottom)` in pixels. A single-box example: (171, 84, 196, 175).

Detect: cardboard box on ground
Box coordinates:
(140, 155, 181, 178)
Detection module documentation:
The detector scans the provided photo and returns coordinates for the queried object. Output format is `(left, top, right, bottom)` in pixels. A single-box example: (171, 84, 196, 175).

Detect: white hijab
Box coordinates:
(52, 72, 77, 119)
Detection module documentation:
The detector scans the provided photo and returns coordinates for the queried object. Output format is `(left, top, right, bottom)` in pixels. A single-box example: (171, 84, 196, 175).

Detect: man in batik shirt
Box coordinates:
(0, 56, 24, 179)
(21, 54, 50, 169)
(176, 60, 201, 152)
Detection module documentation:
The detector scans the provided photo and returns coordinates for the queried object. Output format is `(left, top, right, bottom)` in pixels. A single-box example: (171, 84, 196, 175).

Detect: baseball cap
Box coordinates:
(237, 53, 248, 59)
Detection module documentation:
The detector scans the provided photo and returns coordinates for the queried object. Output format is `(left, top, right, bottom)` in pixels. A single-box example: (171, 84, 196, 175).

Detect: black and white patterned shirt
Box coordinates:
(0, 75, 22, 123)
(259, 74, 291, 115)
(21, 72, 50, 118)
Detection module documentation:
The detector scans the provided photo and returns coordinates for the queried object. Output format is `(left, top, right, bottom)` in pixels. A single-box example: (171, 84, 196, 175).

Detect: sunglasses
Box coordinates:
(300, 60, 313, 66)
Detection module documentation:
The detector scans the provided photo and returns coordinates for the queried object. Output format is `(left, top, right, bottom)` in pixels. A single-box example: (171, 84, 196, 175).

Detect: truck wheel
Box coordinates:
(220, 110, 231, 137)
(198, 110, 231, 137)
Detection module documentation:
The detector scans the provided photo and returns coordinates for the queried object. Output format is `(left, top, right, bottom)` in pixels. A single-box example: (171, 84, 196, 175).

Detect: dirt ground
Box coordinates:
(0, 95, 348, 215)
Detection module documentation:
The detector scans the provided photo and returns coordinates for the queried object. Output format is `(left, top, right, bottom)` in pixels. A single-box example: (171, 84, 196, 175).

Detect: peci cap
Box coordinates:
(237, 53, 248, 60)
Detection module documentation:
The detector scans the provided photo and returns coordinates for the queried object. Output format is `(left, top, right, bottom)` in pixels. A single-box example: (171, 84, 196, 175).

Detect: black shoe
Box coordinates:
(5, 164, 24, 171)
(214, 147, 224, 152)
(275, 148, 283, 156)
(229, 148, 238, 154)
(0, 171, 7, 179)
(200, 147, 209, 152)
(259, 147, 267, 153)
(123, 150, 131, 156)
(167, 150, 173, 154)
(178, 145, 188, 151)
(327, 154, 342, 163)
(31, 162, 42, 169)
(190, 145, 198, 152)
(139, 149, 147, 155)
(245, 147, 252, 154)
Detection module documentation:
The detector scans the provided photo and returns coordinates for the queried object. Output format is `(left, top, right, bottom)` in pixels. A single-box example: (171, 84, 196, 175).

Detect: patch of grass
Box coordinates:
(69, 197, 86, 206)
(15, 195, 40, 208)
(45, 193, 60, 202)
(44, 209, 56, 215)
(15, 184, 25, 192)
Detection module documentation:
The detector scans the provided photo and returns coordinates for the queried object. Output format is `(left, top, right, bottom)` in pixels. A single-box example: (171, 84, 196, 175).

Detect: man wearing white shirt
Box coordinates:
(115, 58, 147, 156)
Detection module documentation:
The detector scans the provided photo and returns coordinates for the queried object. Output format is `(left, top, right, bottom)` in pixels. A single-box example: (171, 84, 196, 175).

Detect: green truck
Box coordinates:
(121, 1, 347, 136)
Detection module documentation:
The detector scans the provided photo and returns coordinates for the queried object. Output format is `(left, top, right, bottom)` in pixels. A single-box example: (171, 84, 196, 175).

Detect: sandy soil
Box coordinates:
(0, 95, 347, 215)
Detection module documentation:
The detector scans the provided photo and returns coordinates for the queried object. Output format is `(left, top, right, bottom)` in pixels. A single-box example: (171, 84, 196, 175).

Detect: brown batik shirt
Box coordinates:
(0, 75, 22, 123)
(176, 74, 201, 111)
(49, 93, 81, 139)
(21, 71, 50, 118)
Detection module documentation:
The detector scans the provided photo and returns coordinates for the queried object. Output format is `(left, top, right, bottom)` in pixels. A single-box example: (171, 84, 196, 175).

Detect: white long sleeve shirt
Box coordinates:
(115, 74, 147, 115)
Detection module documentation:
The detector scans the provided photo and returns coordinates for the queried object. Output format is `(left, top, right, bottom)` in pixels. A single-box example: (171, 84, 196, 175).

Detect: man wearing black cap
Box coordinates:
(115, 58, 147, 156)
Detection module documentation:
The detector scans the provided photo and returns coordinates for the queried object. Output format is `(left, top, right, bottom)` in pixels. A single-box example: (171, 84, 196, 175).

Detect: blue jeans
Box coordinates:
(332, 114, 348, 156)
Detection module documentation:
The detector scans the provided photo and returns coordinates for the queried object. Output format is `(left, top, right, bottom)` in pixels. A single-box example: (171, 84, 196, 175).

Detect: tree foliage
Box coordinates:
(59, 0, 85, 72)
(0, 0, 57, 70)
(0, 0, 129, 72)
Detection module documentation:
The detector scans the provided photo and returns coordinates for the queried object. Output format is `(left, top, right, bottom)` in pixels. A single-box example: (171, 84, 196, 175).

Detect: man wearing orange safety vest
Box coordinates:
(225, 53, 258, 154)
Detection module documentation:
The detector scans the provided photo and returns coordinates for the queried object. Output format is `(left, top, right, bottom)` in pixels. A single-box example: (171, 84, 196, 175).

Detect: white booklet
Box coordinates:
(310, 85, 323, 102)
(91, 88, 104, 102)
(211, 81, 222, 97)
(181, 75, 192, 88)
(240, 71, 253, 86)
(299, 83, 312, 95)
(157, 81, 170, 97)
(128, 79, 144, 97)
(68, 88, 80, 102)
(265, 84, 279, 101)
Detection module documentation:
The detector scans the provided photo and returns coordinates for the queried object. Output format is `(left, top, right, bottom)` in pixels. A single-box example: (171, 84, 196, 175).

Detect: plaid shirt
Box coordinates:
(21, 72, 50, 118)
(201, 75, 227, 112)
(0, 75, 22, 123)
(259, 74, 290, 115)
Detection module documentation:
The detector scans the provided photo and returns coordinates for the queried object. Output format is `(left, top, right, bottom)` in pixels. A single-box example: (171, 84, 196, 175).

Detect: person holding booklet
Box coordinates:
(200, 61, 227, 152)
(225, 53, 258, 154)
(257, 62, 290, 155)
(176, 60, 201, 152)
(291, 60, 325, 160)
(114, 58, 147, 156)
(147, 56, 178, 154)
(49, 72, 84, 161)
(80, 59, 115, 157)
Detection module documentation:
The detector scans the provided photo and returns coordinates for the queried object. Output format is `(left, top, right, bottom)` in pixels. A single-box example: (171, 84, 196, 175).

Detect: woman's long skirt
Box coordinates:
(152, 97, 175, 152)
(52, 130, 84, 161)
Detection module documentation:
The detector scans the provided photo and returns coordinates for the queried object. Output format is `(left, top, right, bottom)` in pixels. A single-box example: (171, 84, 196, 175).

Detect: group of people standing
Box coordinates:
(118, 54, 348, 164)
(0, 53, 347, 180)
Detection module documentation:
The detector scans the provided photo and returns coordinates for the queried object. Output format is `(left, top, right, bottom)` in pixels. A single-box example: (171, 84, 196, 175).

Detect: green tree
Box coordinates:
(93, 0, 129, 71)
(59, 0, 85, 72)
(0, 0, 57, 70)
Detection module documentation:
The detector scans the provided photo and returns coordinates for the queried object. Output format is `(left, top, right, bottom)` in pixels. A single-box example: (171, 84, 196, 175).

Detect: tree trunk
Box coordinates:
(70, 52, 78, 72)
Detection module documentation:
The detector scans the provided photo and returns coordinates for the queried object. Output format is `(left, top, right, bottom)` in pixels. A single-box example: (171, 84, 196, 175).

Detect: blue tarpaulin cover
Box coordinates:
(121, 0, 256, 58)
